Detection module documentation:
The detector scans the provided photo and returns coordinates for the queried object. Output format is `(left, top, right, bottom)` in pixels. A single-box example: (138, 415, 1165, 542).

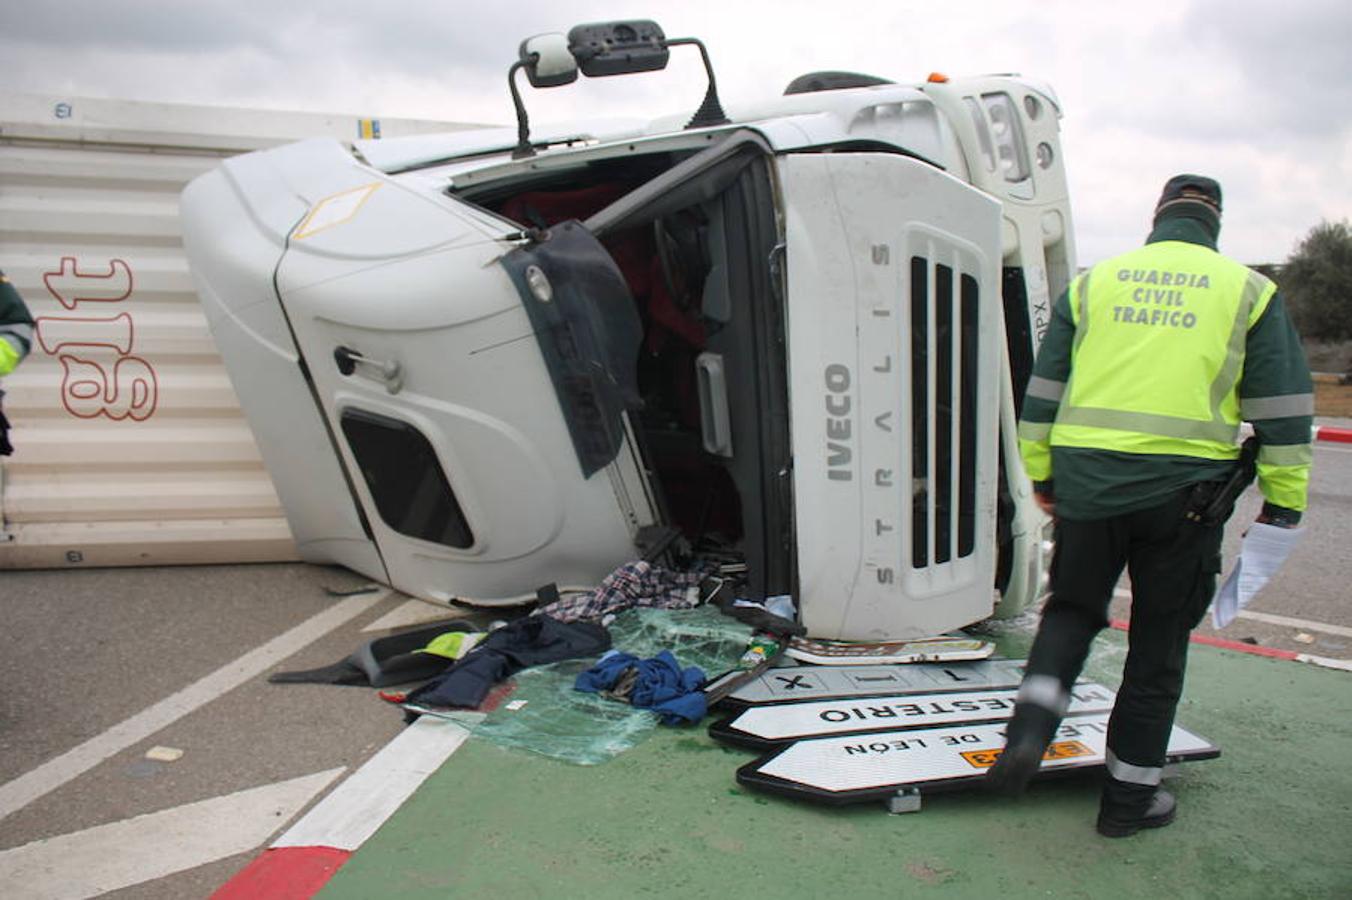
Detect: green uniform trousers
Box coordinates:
(1021, 486, 1225, 811)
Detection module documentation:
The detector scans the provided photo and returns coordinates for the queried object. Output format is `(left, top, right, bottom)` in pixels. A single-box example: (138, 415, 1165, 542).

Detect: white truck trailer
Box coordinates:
(180, 21, 1076, 639)
(0, 93, 479, 568)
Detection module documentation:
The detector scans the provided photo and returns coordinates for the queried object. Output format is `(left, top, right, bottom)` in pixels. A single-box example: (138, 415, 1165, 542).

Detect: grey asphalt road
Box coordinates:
(0, 562, 487, 899)
(0, 432, 1346, 898)
(1110, 431, 1352, 660)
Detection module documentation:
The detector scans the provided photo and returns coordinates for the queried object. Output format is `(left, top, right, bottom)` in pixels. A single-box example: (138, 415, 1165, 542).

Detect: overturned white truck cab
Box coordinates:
(180, 21, 1075, 639)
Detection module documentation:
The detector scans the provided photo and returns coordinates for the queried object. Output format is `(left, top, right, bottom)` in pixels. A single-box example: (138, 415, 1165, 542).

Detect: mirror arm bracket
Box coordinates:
(508, 59, 537, 159)
(665, 37, 730, 129)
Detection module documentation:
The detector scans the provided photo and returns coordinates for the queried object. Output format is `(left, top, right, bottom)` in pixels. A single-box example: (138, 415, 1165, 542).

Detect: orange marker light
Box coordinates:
(927, 72, 950, 83)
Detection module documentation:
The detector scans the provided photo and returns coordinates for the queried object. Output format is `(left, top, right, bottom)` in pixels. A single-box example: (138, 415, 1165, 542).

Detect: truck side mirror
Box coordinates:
(508, 19, 728, 159)
(519, 33, 578, 88)
(568, 20, 728, 129)
(566, 21, 670, 77)
(509, 33, 579, 158)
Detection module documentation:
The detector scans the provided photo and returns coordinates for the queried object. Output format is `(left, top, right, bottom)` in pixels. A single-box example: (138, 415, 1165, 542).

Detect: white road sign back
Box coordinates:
(710, 684, 1116, 750)
(737, 712, 1219, 805)
(706, 659, 1030, 707)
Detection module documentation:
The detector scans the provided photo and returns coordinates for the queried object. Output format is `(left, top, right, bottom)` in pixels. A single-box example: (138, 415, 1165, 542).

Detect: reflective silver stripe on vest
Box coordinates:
(1258, 443, 1313, 467)
(1016, 674, 1069, 716)
(1055, 406, 1239, 443)
(1018, 420, 1052, 441)
(1071, 269, 1092, 353)
(1105, 748, 1163, 786)
(1026, 376, 1066, 403)
(1206, 270, 1268, 419)
(1241, 393, 1315, 420)
(0, 322, 33, 352)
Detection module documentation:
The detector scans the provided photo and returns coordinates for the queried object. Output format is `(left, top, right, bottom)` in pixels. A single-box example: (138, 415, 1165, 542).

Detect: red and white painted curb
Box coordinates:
(212, 713, 479, 899)
(1110, 619, 1352, 671)
(212, 678, 517, 899)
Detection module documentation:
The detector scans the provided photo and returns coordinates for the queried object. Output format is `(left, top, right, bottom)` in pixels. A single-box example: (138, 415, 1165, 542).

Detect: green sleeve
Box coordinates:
(1017, 284, 1077, 483)
(1239, 291, 1313, 514)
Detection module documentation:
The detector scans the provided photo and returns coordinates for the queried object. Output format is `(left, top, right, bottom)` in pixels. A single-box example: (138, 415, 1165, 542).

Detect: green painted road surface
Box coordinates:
(320, 627, 1352, 899)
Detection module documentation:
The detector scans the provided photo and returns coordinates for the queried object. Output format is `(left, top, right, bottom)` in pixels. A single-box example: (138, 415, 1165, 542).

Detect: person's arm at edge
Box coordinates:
(1017, 283, 1078, 517)
(0, 270, 36, 377)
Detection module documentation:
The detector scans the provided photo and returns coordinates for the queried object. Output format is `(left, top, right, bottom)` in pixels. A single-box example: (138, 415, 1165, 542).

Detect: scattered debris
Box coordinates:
(1294, 632, 1316, 644)
(144, 746, 184, 763)
(325, 584, 382, 597)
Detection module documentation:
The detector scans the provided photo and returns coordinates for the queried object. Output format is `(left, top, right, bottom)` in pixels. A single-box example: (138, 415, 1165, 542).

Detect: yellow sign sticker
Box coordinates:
(961, 740, 1095, 769)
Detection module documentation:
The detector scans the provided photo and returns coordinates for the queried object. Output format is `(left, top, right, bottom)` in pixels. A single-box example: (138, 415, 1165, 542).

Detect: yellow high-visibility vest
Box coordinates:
(0, 339, 21, 376)
(1048, 241, 1276, 461)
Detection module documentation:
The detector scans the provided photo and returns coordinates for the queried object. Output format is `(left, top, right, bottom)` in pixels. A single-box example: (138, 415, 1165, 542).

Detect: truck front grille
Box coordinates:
(909, 256, 979, 568)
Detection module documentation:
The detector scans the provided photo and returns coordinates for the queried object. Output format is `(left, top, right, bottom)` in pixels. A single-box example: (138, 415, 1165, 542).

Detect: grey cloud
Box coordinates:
(0, 1, 286, 53)
(0, 1, 658, 74)
(1090, 0, 1352, 140)
(0, 1, 722, 126)
(1184, 0, 1352, 136)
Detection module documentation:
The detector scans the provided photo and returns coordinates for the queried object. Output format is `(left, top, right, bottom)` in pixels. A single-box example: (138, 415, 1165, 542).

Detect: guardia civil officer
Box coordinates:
(1, 269, 36, 455)
(984, 175, 1312, 836)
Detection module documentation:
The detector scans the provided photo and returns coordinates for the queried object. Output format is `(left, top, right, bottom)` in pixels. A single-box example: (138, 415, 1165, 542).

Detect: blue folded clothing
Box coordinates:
(575, 649, 708, 725)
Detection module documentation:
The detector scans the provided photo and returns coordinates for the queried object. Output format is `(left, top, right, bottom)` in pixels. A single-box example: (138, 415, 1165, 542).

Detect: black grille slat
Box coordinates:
(934, 264, 954, 564)
(910, 256, 929, 568)
(959, 273, 979, 557)
(909, 255, 979, 569)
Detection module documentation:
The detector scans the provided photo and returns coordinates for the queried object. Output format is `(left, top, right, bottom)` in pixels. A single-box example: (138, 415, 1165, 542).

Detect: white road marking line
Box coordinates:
(1297, 655, 1352, 672)
(0, 592, 387, 822)
(363, 598, 462, 633)
(1113, 587, 1352, 639)
(1231, 610, 1352, 639)
(0, 768, 344, 900)
(272, 714, 481, 851)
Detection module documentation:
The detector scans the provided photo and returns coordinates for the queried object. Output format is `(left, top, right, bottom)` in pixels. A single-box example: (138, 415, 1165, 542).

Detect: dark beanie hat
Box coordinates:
(1153, 174, 1222, 229)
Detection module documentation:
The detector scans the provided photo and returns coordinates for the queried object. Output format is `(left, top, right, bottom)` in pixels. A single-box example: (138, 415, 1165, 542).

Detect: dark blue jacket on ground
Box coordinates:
(575, 649, 707, 725)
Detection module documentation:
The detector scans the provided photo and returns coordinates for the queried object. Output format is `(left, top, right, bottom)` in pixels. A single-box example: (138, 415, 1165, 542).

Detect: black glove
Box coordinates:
(0, 391, 12, 456)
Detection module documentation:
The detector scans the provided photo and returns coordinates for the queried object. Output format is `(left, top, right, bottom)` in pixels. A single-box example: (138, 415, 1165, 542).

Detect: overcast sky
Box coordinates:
(3, 0, 1349, 265)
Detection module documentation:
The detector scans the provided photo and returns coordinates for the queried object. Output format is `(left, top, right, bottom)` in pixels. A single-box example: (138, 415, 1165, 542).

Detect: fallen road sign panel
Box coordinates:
(709, 683, 1116, 751)
(784, 636, 994, 666)
(736, 712, 1219, 806)
(705, 658, 1030, 708)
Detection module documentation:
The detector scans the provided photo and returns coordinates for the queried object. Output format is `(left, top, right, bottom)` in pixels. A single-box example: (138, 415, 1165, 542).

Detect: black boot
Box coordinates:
(984, 704, 1059, 797)
(1096, 789, 1177, 837)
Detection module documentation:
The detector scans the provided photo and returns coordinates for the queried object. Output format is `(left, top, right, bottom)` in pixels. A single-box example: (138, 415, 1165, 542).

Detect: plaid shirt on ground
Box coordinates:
(535, 560, 709, 623)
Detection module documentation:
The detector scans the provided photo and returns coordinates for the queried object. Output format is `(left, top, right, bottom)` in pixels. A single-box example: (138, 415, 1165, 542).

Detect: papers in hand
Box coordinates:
(1211, 523, 1305, 629)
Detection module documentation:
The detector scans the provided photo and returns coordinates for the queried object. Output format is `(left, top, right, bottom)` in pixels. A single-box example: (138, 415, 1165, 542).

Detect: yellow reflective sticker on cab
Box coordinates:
(294, 183, 381, 239)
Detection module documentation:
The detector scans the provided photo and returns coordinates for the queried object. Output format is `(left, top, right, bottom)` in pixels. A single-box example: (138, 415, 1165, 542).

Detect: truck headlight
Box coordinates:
(981, 92, 1031, 184)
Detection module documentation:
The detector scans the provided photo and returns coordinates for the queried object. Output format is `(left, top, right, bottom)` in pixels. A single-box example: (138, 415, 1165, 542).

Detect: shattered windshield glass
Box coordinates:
(467, 605, 753, 765)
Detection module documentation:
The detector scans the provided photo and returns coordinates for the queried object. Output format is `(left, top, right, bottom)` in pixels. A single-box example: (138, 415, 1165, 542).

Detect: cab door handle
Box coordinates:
(696, 351, 733, 457)
(333, 346, 403, 394)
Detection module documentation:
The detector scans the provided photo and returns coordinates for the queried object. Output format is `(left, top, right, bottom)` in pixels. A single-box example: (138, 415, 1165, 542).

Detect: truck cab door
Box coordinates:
(267, 141, 654, 603)
(780, 152, 1004, 640)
